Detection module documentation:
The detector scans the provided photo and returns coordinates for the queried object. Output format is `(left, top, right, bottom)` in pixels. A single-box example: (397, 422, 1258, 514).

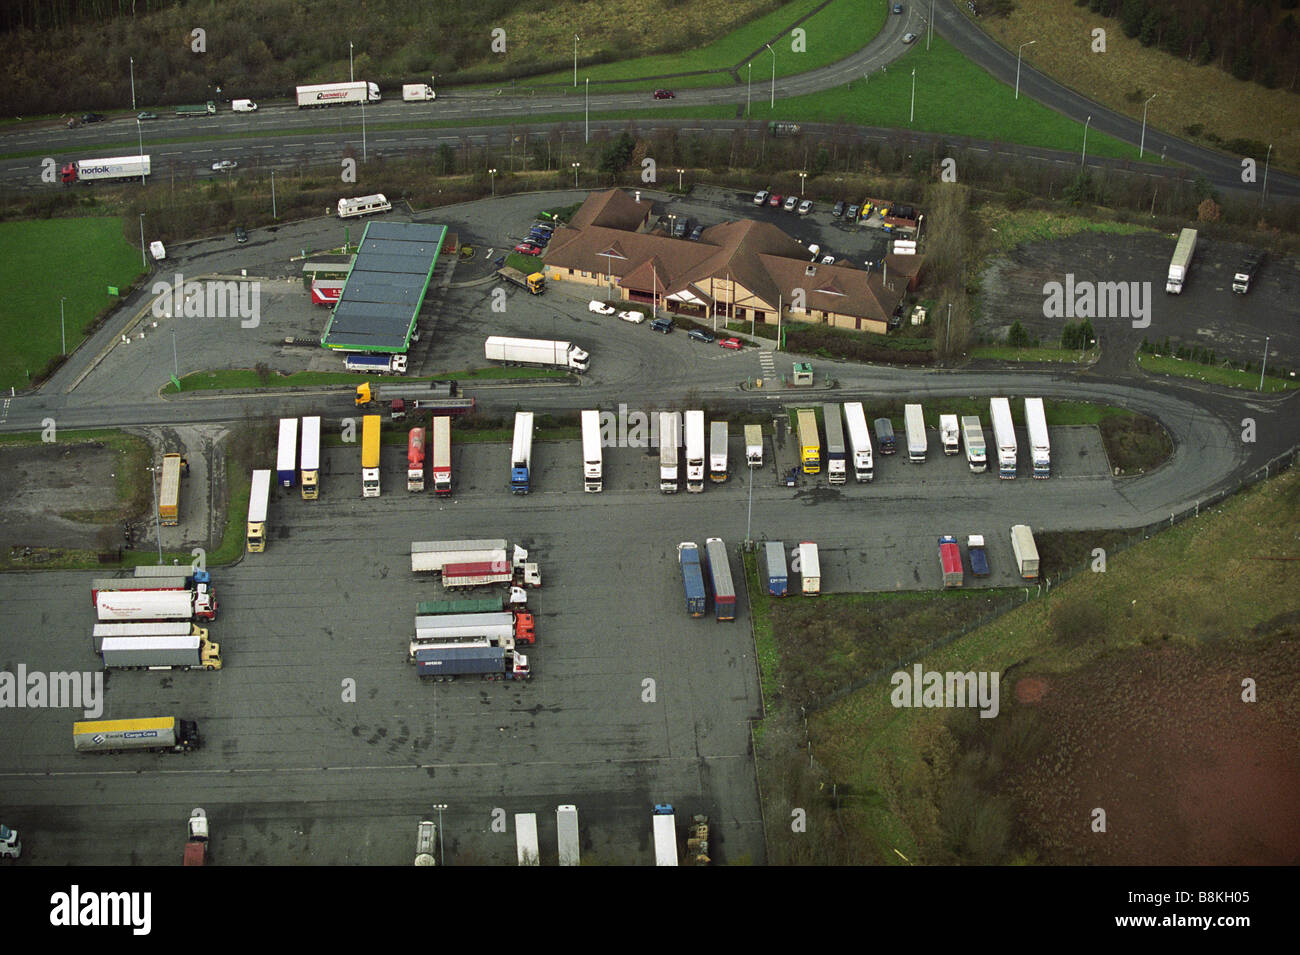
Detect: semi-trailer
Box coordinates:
(960, 416, 987, 473)
(99, 635, 222, 671)
(175, 101, 216, 116)
(515, 813, 540, 865)
(92, 576, 190, 596)
(556, 805, 580, 866)
(660, 412, 681, 493)
(277, 417, 298, 488)
(95, 587, 218, 622)
(93, 621, 204, 641)
(411, 539, 509, 574)
(431, 415, 452, 495)
(157, 453, 183, 526)
(415, 645, 530, 681)
(1166, 227, 1197, 294)
(989, 397, 1017, 479)
(652, 805, 679, 866)
(407, 426, 426, 492)
(442, 559, 544, 590)
(132, 565, 205, 579)
(300, 416, 321, 499)
(684, 411, 706, 492)
(412, 611, 535, 648)
(72, 716, 201, 753)
(874, 417, 896, 455)
(61, 154, 151, 184)
(796, 409, 821, 474)
(247, 469, 271, 551)
(939, 536, 964, 588)
(496, 267, 545, 295)
(416, 594, 525, 616)
(296, 81, 381, 107)
(709, 420, 729, 483)
(744, 424, 763, 468)
(511, 411, 535, 494)
(939, 415, 960, 456)
(704, 537, 736, 622)
(677, 542, 707, 617)
(362, 414, 381, 497)
(336, 194, 392, 218)
(581, 409, 603, 492)
(821, 403, 847, 484)
(843, 402, 874, 482)
(759, 541, 789, 597)
(345, 354, 407, 375)
(402, 84, 436, 102)
(1024, 398, 1051, 479)
(1011, 525, 1040, 579)
(904, 404, 927, 462)
(484, 336, 589, 373)
(967, 535, 990, 577)
(798, 541, 821, 596)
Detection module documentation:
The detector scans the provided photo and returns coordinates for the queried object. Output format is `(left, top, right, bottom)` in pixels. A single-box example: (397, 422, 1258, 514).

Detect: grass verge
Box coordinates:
(1137, 353, 1298, 393)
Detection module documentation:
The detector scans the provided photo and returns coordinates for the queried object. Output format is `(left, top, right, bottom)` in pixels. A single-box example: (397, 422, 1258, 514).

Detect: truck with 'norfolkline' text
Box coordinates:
(407, 427, 426, 492)
(300, 416, 321, 499)
(822, 403, 847, 484)
(485, 336, 588, 373)
(1166, 227, 1197, 294)
(1024, 397, 1050, 479)
(685, 410, 705, 492)
(989, 397, 1017, 479)
(296, 81, 381, 108)
(415, 645, 530, 681)
(100, 635, 222, 671)
(961, 416, 987, 473)
(511, 411, 534, 494)
(73, 716, 201, 754)
(496, 267, 545, 295)
(677, 542, 707, 617)
(939, 415, 960, 455)
(843, 402, 873, 482)
(62, 155, 151, 185)
(660, 412, 681, 493)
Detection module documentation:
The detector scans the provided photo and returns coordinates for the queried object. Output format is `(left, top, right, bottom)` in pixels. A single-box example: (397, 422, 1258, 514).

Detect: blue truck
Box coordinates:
(415, 645, 530, 681)
(677, 543, 707, 617)
(967, 535, 990, 577)
(758, 541, 788, 596)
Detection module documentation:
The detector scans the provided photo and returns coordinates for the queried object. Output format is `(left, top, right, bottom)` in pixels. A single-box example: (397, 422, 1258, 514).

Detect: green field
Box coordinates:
(739, 0, 884, 80)
(969, 346, 1099, 363)
(0, 219, 144, 391)
(1137, 353, 1298, 393)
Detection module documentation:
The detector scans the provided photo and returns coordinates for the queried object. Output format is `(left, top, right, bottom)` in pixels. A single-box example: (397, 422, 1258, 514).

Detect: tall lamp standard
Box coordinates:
(1139, 93, 1157, 158)
(432, 804, 447, 866)
(138, 213, 147, 269)
(130, 56, 137, 110)
(573, 35, 579, 88)
(571, 162, 581, 189)
(765, 44, 776, 109)
(488, 168, 497, 198)
(59, 297, 66, 355)
(349, 42, 354, 83)
(1081, 115, 1092, 168)
(676, 168, 685, 192)
(1015, 41, 1036, 100)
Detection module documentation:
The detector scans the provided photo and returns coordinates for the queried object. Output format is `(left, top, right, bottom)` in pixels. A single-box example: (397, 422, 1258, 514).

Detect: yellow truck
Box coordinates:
(158, 454, 183, 526)
(246, 469, 271, 553)
(362, 415, 382, 497)
(796, 409, 821, 474)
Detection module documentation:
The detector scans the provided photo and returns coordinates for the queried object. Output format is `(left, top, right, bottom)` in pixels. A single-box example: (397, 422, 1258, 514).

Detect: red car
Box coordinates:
(513, 242, 542, 255)
(653, 89, 675, 99)
(719, 337, 743, 350)
(767, 193, 783, 208)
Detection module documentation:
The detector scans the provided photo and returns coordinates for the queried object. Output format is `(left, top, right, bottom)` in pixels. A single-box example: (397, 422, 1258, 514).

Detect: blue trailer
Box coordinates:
(704, 537, 736, 622)
(758, 541, 788, 597)
(277, 417, 298, 488)
(967, 536, 990, 577)
(415, 645, 530, 681)
(677, 543, 707, 617)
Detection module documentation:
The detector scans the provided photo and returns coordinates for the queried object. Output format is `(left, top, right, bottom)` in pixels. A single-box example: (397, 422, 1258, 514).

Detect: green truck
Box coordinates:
(175, 101, 217, 117)
(416, 593, 524, 615)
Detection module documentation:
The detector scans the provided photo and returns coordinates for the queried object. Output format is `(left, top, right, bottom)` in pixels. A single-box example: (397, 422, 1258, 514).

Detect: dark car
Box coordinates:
(672, 218, 689, 238)
(650, 318, 674, 333)
(235, 226, 248, 244)
(832, 200, 846, 218)
(81, 113, 106, 124)
(687, 329, 714, 343)
(893, 3, 904, 12)
(688, 224, 704, 241)
(653, 89, 676, 99)
(846, 203, 861, 220)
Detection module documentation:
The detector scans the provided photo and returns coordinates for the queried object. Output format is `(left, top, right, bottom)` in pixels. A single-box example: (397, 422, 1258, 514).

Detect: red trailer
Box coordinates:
(939, 536, 963, 588)
(407, 427, 426, 492)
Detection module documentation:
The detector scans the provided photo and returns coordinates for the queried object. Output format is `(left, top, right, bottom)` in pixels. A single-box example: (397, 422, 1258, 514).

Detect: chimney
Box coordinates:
(635, 190, 641, 204)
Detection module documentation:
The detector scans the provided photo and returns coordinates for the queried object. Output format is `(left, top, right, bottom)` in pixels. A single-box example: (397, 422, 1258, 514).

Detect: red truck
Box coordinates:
(442, 559, 541, 590)
(939, 536, 963, 588)
(407, 427, 426, 492)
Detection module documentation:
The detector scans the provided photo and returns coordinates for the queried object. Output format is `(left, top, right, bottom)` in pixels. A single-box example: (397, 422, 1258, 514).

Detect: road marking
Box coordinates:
(759, 351, 776, 376)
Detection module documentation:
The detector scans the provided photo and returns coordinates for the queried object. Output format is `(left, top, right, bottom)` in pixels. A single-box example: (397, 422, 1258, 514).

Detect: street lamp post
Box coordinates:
(571, 162, 580, 188)
(271, 169, 277, 218)
(798, 171, 807, 198)
(349, 42, 354, 83)
(1015, 41, 1037, 100)
(130, 56, 137, 111)
(584, 77, 589, 143)
(1259, 336, 1270, 391)
(1081, 115, 1092, 168)
(489, 168, 497, 197)
(1139, 93, 1157, 158)
(747, 62, 751, 117)
(137, 119, 146, 185)
(676, 168, 684, 192)
(1262, 144, 1273, 206)
(573, 35, 579, 88)
(146, 466, 163, 563)
(138, 213, 146, 269)
(60, 297, 66, 355)
(432, 804, 447, 867)
(766, 44, 775, 109)
(909, 69, 916, 124)
(172, 327, 178, 381)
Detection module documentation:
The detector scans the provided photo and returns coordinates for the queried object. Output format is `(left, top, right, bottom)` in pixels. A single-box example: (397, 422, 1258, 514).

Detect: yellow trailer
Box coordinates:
(158, 454, 182, 526)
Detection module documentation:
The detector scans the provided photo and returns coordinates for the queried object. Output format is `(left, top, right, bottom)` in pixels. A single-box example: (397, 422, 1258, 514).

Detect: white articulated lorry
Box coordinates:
(709, 420, 729, 483)
(484, 336, 589, 373)
(961, 416, 987, 473)
(989, 397, 1017, 479)
(842, 401, 873, 482)
(685, 410, 705, 492)
(296, 81, 380, 107)
(659, 412, 680, 493)
(1165, 227, 1197, 294)
(411, 540, 509, 574)
(581, 409, 603, 492)
(1024, 397, 1051, 479)
(903, 403, 927, 462)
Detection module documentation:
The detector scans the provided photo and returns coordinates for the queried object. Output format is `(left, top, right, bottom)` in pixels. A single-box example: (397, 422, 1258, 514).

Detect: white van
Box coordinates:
(232, 99, 258, 112)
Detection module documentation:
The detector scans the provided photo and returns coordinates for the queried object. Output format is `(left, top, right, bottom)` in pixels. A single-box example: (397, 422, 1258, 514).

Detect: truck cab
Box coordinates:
(0, 824, 20, 860)
(183, 808, 209, 866)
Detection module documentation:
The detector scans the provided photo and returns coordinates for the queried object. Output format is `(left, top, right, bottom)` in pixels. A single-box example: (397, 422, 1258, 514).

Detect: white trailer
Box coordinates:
(652, 808, 679, 866)
(939, 415, 960, 455)
(247, 469, 271, 552)
(511, 411, 535, 494)
(684, 410, 705, 492)
(276, 417, 298, 488)
(659, 412, 680, 493)
(581, 409, 602, 492)
(411, 540, 509, 574)
(903, 403, 927, 462)
(744, 424, 763, 468)
(295, 81, 380, 108)
(1024, 397, 1050, 479)
(709, 420, 729, 482)
(431, 415, 453, 496)
(989, 397, 1017, 479)
(822, 403, 847, 484)
(95, 588, 215, 622)
(1011, 524, 1040, 579)
(1166, 227, 1197, 294)
(63, 155, 151, 184)
(556, 805, 580, 866)
(797, 541, 821, 596)
(413, 612, 518, 642)
(402, 84, 436, 102)
(300, 416, 321, 499)
(337, 194, 392, 218)
(484, 336, 589, 373)
(515, 813, 539, 865)
(100, 635, 220, 670)
(843, 401, 873, 482)
(960, 416, 987, 473)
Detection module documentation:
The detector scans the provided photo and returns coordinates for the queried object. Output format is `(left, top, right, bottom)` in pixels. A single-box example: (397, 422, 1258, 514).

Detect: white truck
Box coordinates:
(402, 84, 436, 101)
(939, 415, 960, 455)
(659, 412, 680, 493)
(411, 540, 509, 574)
(337, 194, 392, 218)
(1011, 524, 1040, 579)
(95, 587, 218, 622)
(797, 541, 821, 596)
(485, 336, 589, 373)
(511, 411, 535, 494)
(822, 402, 847, 485)
(345, 353, 407, 374)
(99, 635, 222, 670)
(231, 99, 258, 112)
(843, 401, 873, 482)
(684, 410, 705, 492)
(515, 813, 539, 865)
(300, 416, 321, 499)
(295, 81, 381, 108)
(277, 417, 298, 489)
(903, 403, 927, 462)
(247, 468, 271, 551)
(1024, 397, 1050, 479)
(1232, 251, 1263, 294)
(744, 424, 763, 468)
(960, 416, 987, 473)
(710, 420, 729, 483)
(989, 397, 1017, 479)
(0, 824, 20, 860)
(581, 409, 603, 492)
(1165, 227, 1197, 294)
(652, 805, 678, 866)
(61, 155, 151, 184)
(556, 805, 580, 866)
